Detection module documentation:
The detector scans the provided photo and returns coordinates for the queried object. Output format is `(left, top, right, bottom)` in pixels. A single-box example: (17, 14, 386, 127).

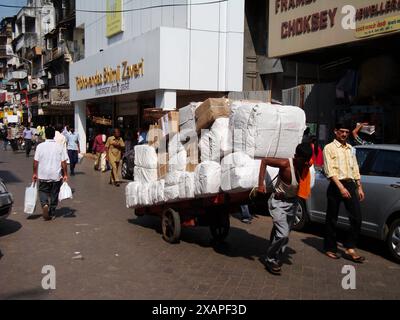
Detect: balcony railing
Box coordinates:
(9, 70, 28, 81)
(15, 33, 39, 52)
(43, 45, 72, 65)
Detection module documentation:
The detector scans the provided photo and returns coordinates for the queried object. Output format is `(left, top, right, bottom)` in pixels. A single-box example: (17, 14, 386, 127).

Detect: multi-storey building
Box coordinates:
(41, 0, 83, 125)
(70, 0, 245, 152)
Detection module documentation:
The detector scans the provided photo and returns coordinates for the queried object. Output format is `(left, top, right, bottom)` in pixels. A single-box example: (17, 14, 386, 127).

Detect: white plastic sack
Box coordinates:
(134, 145, 158, 169)
(149, 181, 159, 205)
(220, 152, 253, 172)
(157, 180, 166, 203)
(164, 185, 180, 202)
(59, 182, 73, 201)
(168, 133, 185, 155)
(178, 172, 195, 199)
(230, 102, 306, 158)
(78, 153, 84, 164)
(165, 171, 185, 186)
(199, 118, 232, 162)
(24, 182, 38, 214)
(230, 101, 257, 155)
(194, 161, 221, 196)
(138, 184, 151, 206)
(168, 149, 187, 172)
(125, 182, 139, 208)
(184, 172, 195, 199)
(134, 166, 158, 183)
(255, 105, 305, 158)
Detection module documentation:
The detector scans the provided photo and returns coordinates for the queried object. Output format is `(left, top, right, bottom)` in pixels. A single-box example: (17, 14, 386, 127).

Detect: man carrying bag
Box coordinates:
(33, 127, 68, 221)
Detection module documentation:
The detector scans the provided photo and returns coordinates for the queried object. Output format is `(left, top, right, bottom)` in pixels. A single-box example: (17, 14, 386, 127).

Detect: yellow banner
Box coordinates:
(356, 15, 400, 38)
(106, 0, 123, 38)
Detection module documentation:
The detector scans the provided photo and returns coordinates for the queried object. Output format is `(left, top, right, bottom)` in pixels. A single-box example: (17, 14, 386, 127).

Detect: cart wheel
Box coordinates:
(162, 208, 181, 244)
(210, 211, 230, 242)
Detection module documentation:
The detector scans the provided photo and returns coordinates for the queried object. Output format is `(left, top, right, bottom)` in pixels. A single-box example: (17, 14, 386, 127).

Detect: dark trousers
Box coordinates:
(324, 181, 362, 252)
(68, 150, 78, 174)
(10, 139, 18, 151)
(25, 139, 32, 157)
(39, 180, 62, 215)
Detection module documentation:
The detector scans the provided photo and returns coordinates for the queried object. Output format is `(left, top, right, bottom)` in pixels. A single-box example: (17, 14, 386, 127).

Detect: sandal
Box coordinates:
(344, 250, 365, 263)
(265, 261, 282, 275)
(325, 251, 340, 259)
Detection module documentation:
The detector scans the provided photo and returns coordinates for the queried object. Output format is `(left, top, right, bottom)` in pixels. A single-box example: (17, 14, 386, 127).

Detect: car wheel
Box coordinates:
(121, 160, 130, 180)
(387, 218, 400, 263)
(292, 199, 309, 231)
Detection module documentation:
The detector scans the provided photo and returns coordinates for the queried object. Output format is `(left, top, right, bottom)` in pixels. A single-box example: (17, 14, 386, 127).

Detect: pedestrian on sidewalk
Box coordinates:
(55, 124, 67, 149)
(323, 123, 365, 263)
(1, 123, 8, 151)
(23, 123, 34, 157)
(93, 128, 107, 172)
(105, 128, 125, 187)
(33, 126, 68, 221)
(257, 143, 312, 275)
(9, 124, 18, 152)
(66, 127, 80, 176)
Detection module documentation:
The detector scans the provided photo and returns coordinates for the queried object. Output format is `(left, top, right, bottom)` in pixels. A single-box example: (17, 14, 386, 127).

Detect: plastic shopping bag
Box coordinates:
(78, 153, 84, 164)
(58, 182, 73, 201)
(24, 182, 38, 214)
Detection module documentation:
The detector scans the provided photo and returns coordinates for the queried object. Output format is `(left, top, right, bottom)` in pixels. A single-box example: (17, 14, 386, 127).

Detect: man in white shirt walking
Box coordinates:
(33, 126, 68, 220)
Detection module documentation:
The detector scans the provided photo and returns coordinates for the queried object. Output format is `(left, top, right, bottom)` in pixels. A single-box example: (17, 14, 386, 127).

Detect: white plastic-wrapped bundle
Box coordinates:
(134, 166, 158, 183)
(165, 171, 185, 186)
(230, 101, 257, 155)
(179, 102, 200, 133)
(221, 165, 260, 192)
(164, 185, 180, 202)
(168, 133, 185, 154)
(138, 184, 151, 206)
(194, 161, 221, 196)
(157, 179, 166, 203)
(178, 172, 195, 199)
(149, 181, 159, 204)
(220, 152, 261, 192)
(168, 149, 187, 172)
(125, 182, 140, 208)
(134, 145, 158, 169)
(220, 152, 253, 172)
(254, 104, 305, 158)
(230, 101, 306, 158)
(199, 118, 232, 162)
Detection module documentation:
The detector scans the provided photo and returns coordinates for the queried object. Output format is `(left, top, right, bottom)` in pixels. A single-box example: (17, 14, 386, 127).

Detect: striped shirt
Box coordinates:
(323, 139, 361, 181)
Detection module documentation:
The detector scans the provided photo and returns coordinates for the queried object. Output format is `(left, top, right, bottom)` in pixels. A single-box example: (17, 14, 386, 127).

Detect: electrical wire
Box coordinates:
(0, 0, 229, 14)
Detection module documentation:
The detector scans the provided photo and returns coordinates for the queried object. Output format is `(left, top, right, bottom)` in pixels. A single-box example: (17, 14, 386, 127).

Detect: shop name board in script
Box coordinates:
(75, 58, 144, 92)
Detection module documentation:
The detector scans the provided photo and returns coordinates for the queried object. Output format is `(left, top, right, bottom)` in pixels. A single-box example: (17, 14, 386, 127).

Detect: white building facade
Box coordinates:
(70, 0, 245, 152)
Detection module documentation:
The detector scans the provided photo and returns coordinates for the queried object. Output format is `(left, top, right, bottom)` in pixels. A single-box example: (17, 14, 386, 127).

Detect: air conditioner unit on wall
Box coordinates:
(29, 78, 39, 91)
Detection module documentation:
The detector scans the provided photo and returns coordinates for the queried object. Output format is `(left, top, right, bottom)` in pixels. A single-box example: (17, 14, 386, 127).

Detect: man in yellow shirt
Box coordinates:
(323, 123, 365, 263)
(105, 128, 125, 187)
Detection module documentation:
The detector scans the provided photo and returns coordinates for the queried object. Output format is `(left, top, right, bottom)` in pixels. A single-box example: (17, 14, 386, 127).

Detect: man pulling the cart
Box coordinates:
(257, 142, 313, 275)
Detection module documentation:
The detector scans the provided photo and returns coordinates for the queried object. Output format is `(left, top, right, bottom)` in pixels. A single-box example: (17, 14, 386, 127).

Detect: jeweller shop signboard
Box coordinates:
(269, 0, 400, 57)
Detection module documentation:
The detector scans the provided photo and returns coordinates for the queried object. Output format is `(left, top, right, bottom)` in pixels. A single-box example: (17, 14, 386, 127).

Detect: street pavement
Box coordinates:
(0, 147, 400, 300)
